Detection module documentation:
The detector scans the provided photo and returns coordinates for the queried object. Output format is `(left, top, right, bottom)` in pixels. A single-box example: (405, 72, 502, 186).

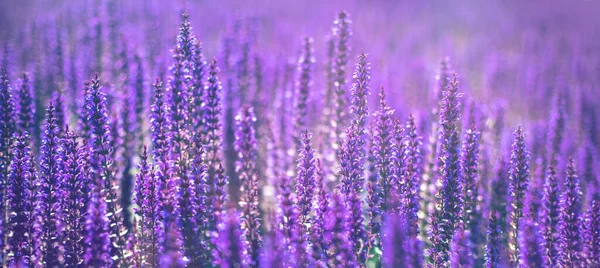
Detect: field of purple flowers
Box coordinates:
(0, 0, 599, 267)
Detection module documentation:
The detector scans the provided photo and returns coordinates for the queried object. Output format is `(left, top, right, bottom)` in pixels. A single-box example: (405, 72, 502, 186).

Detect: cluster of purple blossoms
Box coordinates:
(0, 1, 599, 268)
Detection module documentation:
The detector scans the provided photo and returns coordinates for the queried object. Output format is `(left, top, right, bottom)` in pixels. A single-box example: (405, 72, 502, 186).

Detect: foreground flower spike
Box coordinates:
(176, 11, 198, 64)
(403, 115, 423, 241)
(7, 133, 36, 265)
(489, 157, 509, 247)
(235, 105, 261, 267)
(277, 175, 309, 266)
(296, 130, 316, 228)
(191, 41, 207, 138)
(373, 87, 397, 215)
(382, 213, 409, 267)
(62, 129, 88, 267)
(518, 218, 543, 267)
(542, 162, 559, 266)
(15, 73, 34, 135)
(84, 187, 112, 268)
(584, 200, 599, 266)
(558, 159, 583, 266)
(311, 160, 328, 264)
(450, 228, 474, 268)
(134, 146, 162, 267)
(350, 51, 370, 137)
(485, 210, 504, 268)
(325, 194, 355, 267)
(460, 123, 482, 260)
(347, 187, 367, 264)
(508, 126, 530, 265)
(331, 11, 352, 154)
(366, 124, 382, 257)
(204, 59, 227, 214)
(434, 73, 463, 265)
(181, 144, 206, 265)
(212, 209, 249, 268)
(85, 75, 130, 265)
(38, 101, 63, 267)
(0, 68, 15, 259)
(293, 37, 315, 152)
(150, 78, 175, 227)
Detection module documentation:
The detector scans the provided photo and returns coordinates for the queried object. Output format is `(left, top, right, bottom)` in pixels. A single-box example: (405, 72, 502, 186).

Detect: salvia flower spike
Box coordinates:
(508, 126, 530, 266)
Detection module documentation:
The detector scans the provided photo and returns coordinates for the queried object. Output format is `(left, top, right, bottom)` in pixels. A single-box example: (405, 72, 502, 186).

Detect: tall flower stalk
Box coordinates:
(508, 126, 530, 266)
(331, 11, 352, 157)
(62, 129, 89, 267)
(37, 101, 63, 267)
(431, 73, 463, 266)
(0, 68, 15, 263)
(558, 159, 582, 266)
(235, 105, 261, 267)
(293, 38, 315, 152)
(7, 133, 36, 266)
(542, 162, 559, 266)
(85, 75, 130, 265)
(134, 146, 162, 267)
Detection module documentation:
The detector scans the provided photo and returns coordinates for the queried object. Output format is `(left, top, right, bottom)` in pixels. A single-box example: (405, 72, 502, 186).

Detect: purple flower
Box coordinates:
(296, 130, 316, 227)
(0, 68, 15, 261)
(85, 75, 130, 265)
(347, 186, 367, 264)
(235, 105, 261, 266)
(583, 199, 599, 266)
(37, 101, 63, 267)
(61, 129, 89, 267)
(7, 133, 36, 266)
(204, 59, 228, 225)
(372, 87, 397, 217)
(331, 11, 352, 154)
(52, 91, 66, 134)
(191, 42, 207, 139)
(367, 123, 382, 256)
(324, 193, 355, 267)
(558, 159, 583, 266)
(508, 126, 530, 265)
(460, 123, 482, 263)
(518, 218, 543, 267)
(150, 78, 176, 228)
(204, 58, 224, 172)
(133, 54, 146, 144)
(84, 188, 112, 268)
(433, 73, 463, 264)
(349, 51, 370, 137)
(489, 157, 509, 248)
(542, 162, 559, 266)
(277, 175, 309, 266)
(212, 209, 249, 268)
(403, 115, 423, 241)
(180, 144, 206, 265)
(134, 146, 162, 267)
(311, 160, 328, 264)
(160, 220, 187, 268)
(176, 11, 198, 65)
(15, 73, 34, 135)
(293, 37, 315, 151)
(485, 210, 504, 268)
